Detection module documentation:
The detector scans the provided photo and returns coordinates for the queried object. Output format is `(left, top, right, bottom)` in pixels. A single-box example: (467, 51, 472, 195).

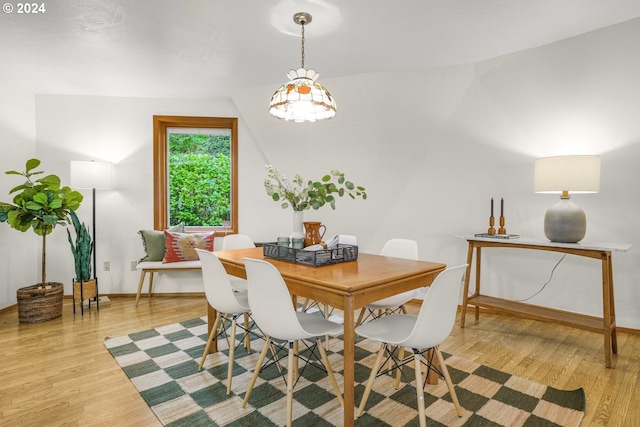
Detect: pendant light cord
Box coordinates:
(300, 21, 306, 68)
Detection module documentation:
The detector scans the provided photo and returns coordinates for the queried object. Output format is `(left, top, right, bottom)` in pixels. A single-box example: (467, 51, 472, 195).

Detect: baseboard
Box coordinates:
(108, 292, 206, 298)
(83, 296, 111, 307)
(0, 304, 17, 315)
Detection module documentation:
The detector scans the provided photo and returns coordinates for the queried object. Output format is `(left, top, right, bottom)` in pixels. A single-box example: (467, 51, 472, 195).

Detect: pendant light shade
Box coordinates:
(268, 12, 337, 123)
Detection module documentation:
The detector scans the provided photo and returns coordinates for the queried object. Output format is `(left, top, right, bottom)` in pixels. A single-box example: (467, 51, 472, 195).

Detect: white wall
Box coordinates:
(0, 84, 37, 308)
(232, 18, 640, 328)
(33, 95, 266, 297)
(1, 18, 638, 329)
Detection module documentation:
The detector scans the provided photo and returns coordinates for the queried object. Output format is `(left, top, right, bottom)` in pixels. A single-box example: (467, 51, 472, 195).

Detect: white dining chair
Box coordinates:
(220, 233, 256, 293)
(195, 248, 256, 394)
(241, 257, 344, 427)
(356, 238, 421, 326)
(355, 264, 468, 427)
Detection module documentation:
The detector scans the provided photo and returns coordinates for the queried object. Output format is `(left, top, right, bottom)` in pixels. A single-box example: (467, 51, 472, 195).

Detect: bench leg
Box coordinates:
(135, 270, 147, 307)
(148, 272, 155, 298)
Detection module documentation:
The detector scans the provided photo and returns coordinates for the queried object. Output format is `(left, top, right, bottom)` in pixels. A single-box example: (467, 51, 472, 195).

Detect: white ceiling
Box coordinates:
(2, 0, 640, 99)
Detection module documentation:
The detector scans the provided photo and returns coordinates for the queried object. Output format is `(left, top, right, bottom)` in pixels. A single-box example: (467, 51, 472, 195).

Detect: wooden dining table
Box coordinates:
(210, 246, 446, 427)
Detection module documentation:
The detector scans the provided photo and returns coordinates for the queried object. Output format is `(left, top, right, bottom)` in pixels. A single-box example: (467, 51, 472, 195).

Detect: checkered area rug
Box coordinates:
(104, 316, 585, 427)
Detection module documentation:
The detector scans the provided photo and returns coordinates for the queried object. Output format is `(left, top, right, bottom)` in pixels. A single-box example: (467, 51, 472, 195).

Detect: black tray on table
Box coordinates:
(263, 243, 358, 267)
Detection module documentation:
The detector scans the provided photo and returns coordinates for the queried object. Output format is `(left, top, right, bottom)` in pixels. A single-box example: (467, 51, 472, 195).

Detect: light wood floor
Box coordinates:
(0, 296, 638, 426)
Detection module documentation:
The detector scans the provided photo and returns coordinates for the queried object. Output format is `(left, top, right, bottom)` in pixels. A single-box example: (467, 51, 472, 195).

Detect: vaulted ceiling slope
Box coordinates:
(2, 0, 640, 99)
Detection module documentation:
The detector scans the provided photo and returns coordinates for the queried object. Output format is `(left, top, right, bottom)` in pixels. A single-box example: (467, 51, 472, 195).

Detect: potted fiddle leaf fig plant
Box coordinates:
(0, 158, 83, 323)
(67, 209, 96, 314)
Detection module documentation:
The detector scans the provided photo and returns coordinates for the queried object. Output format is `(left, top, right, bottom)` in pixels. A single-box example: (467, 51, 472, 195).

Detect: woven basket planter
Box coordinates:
(72, 279, 98, 315)
(73, 279, 97, 301)
(17, 282, 64, 323)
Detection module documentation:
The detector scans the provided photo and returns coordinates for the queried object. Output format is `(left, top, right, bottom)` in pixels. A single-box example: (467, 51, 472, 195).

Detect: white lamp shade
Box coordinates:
(534, 155, 600, 194)
(70, 160, 113, 190)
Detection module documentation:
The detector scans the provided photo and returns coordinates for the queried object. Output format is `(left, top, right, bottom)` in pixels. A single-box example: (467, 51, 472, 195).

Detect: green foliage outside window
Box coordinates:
(168, 133, 231, 227)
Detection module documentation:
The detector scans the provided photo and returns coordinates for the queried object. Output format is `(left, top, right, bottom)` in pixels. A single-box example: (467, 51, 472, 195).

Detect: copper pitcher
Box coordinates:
(303, 221, 326, 247)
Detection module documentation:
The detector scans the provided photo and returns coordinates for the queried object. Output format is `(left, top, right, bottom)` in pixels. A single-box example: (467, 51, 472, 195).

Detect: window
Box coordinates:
(153, 116, 238, 234)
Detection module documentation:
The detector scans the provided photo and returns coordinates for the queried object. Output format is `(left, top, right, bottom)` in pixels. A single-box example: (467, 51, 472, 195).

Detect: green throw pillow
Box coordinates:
(138, 223, 184, 262)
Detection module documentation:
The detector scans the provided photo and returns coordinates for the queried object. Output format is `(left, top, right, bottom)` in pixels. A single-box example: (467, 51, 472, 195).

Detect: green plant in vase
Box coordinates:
(67, 209, 93, 282)
(67, 209, 97, 313)
(264, 165, 367, 211)
(264, 165, 366, 239)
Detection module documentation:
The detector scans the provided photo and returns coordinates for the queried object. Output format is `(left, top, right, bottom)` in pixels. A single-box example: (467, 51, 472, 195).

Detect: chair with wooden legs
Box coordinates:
(241, 257, 344, 427)
(355, 264, 468, 427)
(356, 238, 421, 326)
(220, 233, 256, 293)
(220, 233, 257, 335)
(195, 249, 256, 394)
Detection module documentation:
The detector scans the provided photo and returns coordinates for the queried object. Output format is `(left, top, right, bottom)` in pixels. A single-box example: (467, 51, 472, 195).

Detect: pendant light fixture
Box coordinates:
(268, 12, 337, 123)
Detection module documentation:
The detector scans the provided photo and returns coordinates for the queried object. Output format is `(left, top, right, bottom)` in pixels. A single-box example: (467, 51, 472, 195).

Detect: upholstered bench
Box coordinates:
(135, 260, 202, 306)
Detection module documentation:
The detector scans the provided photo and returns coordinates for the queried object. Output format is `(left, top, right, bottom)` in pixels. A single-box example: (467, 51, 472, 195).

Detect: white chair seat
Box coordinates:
(295, 312, 343, 338)
(232, 289, 249, 309)
(229, 276, 248, 293)
(364, 289, 419, 309)
(354, 313, 416, 343)
(221, 234, 256, 250)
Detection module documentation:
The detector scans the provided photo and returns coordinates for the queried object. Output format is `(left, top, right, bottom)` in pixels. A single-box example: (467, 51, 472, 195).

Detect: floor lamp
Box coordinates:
(70, 160, 113, 309)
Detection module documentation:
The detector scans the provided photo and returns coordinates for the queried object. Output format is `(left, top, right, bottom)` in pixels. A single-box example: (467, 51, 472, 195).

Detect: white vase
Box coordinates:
(291, 210, 304, 239)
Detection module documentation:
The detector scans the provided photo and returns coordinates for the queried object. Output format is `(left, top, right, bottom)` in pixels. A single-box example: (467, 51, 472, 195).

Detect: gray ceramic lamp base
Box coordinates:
(544, 197, 586, 243)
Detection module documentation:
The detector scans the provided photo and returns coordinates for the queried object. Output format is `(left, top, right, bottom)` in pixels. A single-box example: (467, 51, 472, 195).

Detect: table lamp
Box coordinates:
(534, 155, 600, 243)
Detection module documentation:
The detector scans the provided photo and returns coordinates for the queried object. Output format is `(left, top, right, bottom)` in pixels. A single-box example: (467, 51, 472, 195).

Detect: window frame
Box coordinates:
(153, 115, 238, 234)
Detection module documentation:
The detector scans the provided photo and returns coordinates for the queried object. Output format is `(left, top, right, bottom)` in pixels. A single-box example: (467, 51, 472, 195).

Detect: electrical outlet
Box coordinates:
(103, 261, 110, 271)
(130, 261, 138, 271)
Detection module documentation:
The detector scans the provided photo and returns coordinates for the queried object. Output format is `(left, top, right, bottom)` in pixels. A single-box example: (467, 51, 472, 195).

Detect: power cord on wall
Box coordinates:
(514, 253, 567, 302)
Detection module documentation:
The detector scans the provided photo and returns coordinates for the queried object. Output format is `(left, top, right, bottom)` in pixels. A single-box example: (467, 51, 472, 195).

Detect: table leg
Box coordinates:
(426, 349, 439, 384)
(207, 302, 218, 353)
(343, 296, 356, 427)
(460, 243, 474, 328)
(608, 254, 618, 354)
(602, 252, 616, 367)
(475, 247, 482, 320)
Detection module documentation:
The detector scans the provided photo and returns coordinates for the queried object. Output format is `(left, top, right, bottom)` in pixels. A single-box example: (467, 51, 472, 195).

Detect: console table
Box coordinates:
(459, 235, 631, 368)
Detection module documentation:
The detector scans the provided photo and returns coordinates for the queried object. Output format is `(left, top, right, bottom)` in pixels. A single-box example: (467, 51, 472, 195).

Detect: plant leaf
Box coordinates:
(33, 192, 48, 205)
(25, 158, 41, 173)
(38, 174, 61, 189)
(25, 201, 43, 210)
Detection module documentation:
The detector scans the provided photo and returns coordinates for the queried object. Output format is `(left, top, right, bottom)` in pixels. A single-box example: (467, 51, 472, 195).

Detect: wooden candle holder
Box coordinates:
(487, 216, 496, 235)
(498, 216, 507, 235)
